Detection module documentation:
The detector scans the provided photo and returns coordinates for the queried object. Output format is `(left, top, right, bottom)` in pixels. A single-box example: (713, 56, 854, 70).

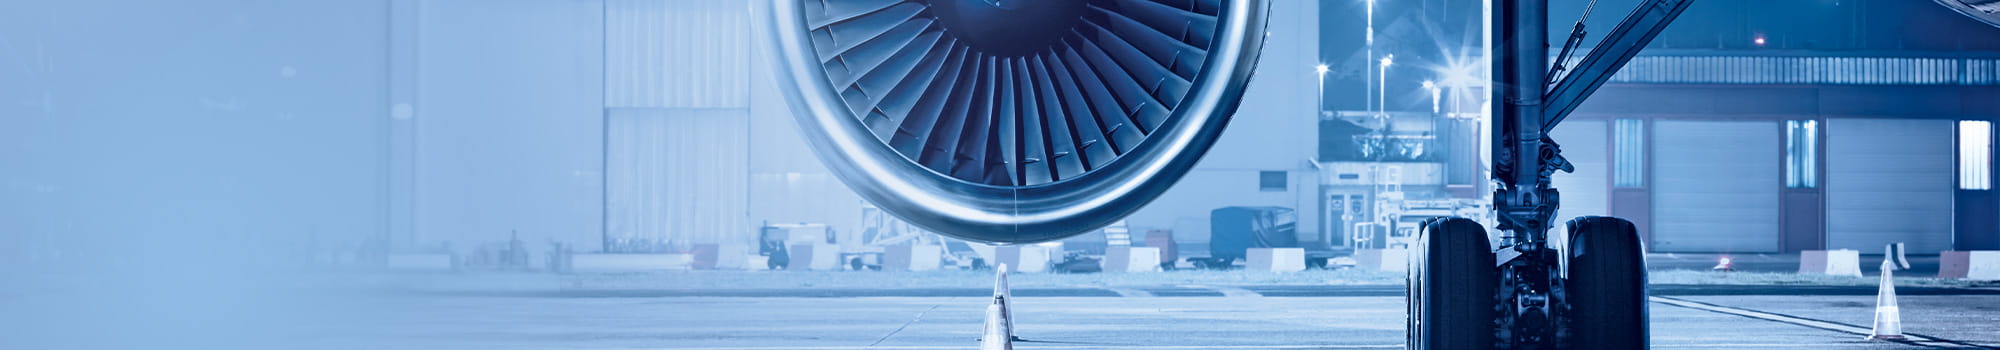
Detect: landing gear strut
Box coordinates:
(1406, 0, 1690, 349)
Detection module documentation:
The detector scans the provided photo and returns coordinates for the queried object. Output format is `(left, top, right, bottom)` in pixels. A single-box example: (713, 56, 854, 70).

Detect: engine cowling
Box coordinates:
(1936, 0, 2000, 28)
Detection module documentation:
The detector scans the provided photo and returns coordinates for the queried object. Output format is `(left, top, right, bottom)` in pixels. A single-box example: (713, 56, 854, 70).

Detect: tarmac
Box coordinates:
(344, 285, 2000, 350)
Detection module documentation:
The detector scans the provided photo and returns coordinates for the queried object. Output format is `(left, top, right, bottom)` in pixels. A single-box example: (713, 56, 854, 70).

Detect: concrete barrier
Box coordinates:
(883, 245, 944, 271)
(691, 244, 753, 270)
(993, 245, 1053, 273)
(1144, 230, 1178, 264)
(1352, 248, 1410, 272)
(1245, 248, 1306, 272)
(1939, 251, 2000, 280)
(1799, 250, 1863, 277)
(788, 243, 843, 270)
(572, 253, 694, 272)
(1102, 246, 1162, 273)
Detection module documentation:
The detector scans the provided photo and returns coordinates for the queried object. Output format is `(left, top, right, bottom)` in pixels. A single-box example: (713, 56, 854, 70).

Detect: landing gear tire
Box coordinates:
(1408, 217, 1496, 349)
(1564, 216, 1649, 349)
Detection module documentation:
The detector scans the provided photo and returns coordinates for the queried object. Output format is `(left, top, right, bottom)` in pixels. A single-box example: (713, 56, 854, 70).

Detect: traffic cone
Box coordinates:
(980, 264, 1016, 349)
(996, 264, 1021, 341)
(980, 303, 1013, 350)
(1867, 260, 1906, 340)
(995, 262, 1011, 307)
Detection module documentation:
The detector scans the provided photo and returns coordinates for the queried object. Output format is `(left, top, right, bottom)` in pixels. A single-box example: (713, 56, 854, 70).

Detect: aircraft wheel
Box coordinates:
(1564, 216, 1649, 349)
(1408, 217, 1496, 349)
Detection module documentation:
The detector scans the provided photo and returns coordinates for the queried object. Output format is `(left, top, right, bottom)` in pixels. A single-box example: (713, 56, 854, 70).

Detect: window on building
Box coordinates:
(1785, 120, 1819, 189)
(1960, 120, 1992, 190)
(1259, 171, 1287, 192)
(1613, 119, 1645, 187)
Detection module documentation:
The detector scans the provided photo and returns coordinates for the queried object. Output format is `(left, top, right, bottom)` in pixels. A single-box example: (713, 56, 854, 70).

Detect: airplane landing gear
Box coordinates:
(1407, 216, 1648, 350)
(1405, 0, 1690, 346)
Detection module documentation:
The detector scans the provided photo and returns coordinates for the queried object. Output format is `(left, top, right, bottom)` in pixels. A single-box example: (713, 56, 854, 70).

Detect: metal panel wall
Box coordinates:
(1552, 120, 1611, 221)
(1825, 119, 1955, 253)
(1550, 120, 1609, 248)
(601, 0, 757, 246)
(606, 108, 751, 245)
(416, 0, 605, 247)
(1652, 120, 1781, 253)
(606, 0, 752, 108)
(1609, 55, 2000, 85)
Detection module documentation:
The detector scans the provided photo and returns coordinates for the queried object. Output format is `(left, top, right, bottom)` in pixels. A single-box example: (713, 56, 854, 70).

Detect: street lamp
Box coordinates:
(1365, 0, 1375, 113)
(1379, 54, 1393, 119)
(1317, 64, 1330, 119)
(1422, 80, 1440, 114)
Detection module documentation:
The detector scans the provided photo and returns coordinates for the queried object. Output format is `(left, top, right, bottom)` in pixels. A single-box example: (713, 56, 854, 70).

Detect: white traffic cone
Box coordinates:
(980, 303, 1013, 350)
(995, 263, 1020, 341)
(1867, 260, 1906, 340)
(980, 264, 1016, 349)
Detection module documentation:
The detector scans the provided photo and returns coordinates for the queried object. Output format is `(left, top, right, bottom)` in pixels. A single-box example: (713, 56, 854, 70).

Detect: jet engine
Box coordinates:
(762, 0, 1269, 243)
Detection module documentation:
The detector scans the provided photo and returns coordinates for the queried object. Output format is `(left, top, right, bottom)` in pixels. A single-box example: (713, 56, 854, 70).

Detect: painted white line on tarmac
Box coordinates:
(1180, 285, 1261, 298)
(1103, 288, 1154, 297)
(1649, 296, 1946, 344)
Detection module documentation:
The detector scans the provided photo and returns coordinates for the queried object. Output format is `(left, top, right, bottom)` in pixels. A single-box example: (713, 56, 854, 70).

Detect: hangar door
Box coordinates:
(1825, 119, 1955, 253)
(1550, 120, 1609, 245)
(1652, 120, 1780, 252)
(607, 108, 751, 246)
(1551, 120, 1610, 220)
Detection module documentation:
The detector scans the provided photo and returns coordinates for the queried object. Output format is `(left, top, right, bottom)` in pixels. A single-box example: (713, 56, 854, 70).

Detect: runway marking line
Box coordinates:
(1180, 285, 1261, 298)
(1649, 296, 1999, 349)
(1102, 288, 1154, 298)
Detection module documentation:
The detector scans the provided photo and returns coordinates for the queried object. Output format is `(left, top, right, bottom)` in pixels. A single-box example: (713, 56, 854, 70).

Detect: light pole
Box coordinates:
(1316, 64, 1329, 119)
(1423, 80, 1440, 115)
(1378, 54, 1393, 119)
(1365, 0, 1375, 113)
